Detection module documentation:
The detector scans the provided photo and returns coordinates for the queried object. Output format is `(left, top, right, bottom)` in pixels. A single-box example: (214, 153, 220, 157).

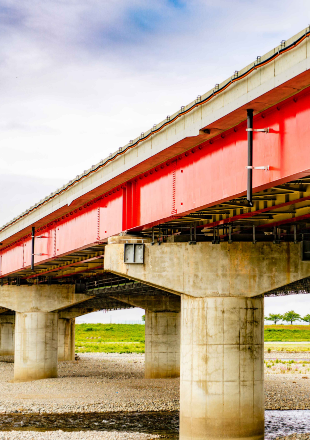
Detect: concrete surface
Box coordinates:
(105, 241, 310, 297)
(109, 293, 180, 378)
(145, 310, 180, 379)
(0, 314, 14, 356)
(14, 311, 58, 381)
(58, 318, 75, 362)
(180, 295, 264, 440)
(0, 285, 90, 313)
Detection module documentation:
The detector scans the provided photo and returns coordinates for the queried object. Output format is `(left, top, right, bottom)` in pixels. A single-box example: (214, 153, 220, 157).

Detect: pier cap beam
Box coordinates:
(0, 285, 91, 381)
(104, 241, 310, 297)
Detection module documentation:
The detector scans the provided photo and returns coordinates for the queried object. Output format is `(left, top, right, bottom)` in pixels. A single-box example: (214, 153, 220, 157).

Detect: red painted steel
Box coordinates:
(2, 87, 310, 276)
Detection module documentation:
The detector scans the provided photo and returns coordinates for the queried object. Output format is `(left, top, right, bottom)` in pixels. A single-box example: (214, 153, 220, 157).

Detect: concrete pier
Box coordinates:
(58, 318, 75, 361)
(0, 315, 15, 356)
(145, 310, 180, 379)
(109, 292, 181, 378)
(0, 284, 89, 381)
(180, 295, 264, 440)
(14, 311, 58, 381)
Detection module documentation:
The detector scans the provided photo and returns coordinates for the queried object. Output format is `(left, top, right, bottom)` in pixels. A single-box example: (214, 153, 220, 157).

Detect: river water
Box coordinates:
(0, 410, 309, 438)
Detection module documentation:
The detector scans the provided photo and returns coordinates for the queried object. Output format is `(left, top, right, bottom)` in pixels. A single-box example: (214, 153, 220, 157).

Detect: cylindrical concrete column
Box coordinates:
(14, 312, 58, 381)
(58, 318, 75, 361)
(0, 315, 15, 356)
(180, 295, 264, 440)
(145, 310, 180, 378)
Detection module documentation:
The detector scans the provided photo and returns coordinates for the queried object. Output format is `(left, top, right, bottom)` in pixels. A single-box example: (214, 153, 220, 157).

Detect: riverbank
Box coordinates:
(0, 353, 309, 413)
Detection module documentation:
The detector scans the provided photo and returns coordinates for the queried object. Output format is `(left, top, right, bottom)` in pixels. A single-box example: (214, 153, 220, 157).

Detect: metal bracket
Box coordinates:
(273, 226, 281, 244)
(189, 223, 197, 245)
(246, 128, 270, 133)
(294, 225, 298, 244)
(252, 225, 256, 244)
(228, 225, 232, 244)
(212, 227, 220, 244)
(246, 165, 270, 171)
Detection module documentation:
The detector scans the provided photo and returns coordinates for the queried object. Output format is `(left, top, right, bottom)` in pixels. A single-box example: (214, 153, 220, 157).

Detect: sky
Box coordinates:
(1, 0, 310, 322)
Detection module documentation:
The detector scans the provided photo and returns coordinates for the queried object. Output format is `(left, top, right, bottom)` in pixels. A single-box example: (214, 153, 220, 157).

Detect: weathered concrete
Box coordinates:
(105, 241, 310, 297)
(109, 293, 181, 378)
(14, 311, 58, 381)
(58, 318, 75, 362)
(0, 285, 92, 381)
(145, 310, 180, 379)
(0, 285, 90, 313)
(180, 295, 264, 440)
(0, 315, 15, 356)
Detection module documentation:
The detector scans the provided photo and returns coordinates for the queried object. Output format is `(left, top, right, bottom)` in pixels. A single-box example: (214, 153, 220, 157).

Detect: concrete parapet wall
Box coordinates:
(105, 241, 310, 297)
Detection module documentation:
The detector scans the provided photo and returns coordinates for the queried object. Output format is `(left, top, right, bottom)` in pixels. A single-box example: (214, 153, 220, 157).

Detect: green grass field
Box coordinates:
(75, 324, 310, 353)
(264, 325, 310, 342)
(75, 324, 145, 353)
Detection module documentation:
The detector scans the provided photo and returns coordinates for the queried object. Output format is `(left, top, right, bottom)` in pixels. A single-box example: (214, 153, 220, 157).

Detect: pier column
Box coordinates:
(180, 295, 264, 440)
(145, 310, 180, 378)
(58, 318, 75, 361)
(0, 315, 15, 356)
(14, 312, 58, 381)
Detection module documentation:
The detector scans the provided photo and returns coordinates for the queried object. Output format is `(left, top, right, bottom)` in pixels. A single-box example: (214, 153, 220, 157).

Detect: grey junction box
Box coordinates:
(124, 243, 144, 264)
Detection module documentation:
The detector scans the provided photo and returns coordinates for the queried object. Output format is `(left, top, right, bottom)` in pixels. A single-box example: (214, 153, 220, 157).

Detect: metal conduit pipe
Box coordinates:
(247, 109, 254, 207)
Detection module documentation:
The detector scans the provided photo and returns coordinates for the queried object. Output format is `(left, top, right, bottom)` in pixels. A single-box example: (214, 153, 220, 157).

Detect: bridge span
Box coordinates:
(2, 27, 310, 440)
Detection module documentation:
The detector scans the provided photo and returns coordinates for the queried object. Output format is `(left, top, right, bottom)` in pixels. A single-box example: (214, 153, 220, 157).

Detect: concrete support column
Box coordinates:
(58, 318, 75, 361)
(14, 312, 58, 381)
(0, 315, 15, 356)
(180, 295, 264, 440)
(145, 310, 180, 379)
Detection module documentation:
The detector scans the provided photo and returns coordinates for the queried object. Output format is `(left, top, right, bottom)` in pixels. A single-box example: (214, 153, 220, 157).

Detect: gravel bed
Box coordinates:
(0, 432, 160, 439)
(265, 375, 310, 409)
(265, 352, 310, 360)
(0, 354, 178, 414)
(0, 352, 310, 414)
(274, 435, 310, 440)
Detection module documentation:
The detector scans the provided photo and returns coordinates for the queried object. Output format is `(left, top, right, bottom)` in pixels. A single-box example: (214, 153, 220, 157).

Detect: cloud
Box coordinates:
(265, 294, 310, 323)
(0, 174, 64, 226)
(0, 0, 309, 215)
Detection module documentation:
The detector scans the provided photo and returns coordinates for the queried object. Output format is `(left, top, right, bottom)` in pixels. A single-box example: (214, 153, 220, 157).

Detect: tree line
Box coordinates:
(265, 311, 310, 325)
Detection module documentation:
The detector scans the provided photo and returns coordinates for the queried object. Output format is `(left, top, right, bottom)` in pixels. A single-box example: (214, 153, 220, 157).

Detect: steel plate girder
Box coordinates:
(2, 88, 310, 276)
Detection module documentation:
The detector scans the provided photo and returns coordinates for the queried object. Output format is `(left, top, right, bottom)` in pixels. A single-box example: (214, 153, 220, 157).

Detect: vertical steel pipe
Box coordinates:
(31, 227, 35, 271)
(247, 109, 254, 207)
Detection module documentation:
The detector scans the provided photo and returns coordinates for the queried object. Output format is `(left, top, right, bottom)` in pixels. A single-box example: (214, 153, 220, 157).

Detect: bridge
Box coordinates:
(1, 26, 310, 440)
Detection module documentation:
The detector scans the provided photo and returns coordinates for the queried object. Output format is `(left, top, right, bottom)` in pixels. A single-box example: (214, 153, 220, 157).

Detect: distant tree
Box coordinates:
(265, 313, 283, 325)
(282, 310, 301, 325)
(302, 314, 310, 325)
(142, 315, 145, 322)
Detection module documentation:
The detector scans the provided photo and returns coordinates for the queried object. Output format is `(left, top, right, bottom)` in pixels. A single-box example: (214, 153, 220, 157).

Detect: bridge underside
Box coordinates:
(3, 174, 310, 290)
